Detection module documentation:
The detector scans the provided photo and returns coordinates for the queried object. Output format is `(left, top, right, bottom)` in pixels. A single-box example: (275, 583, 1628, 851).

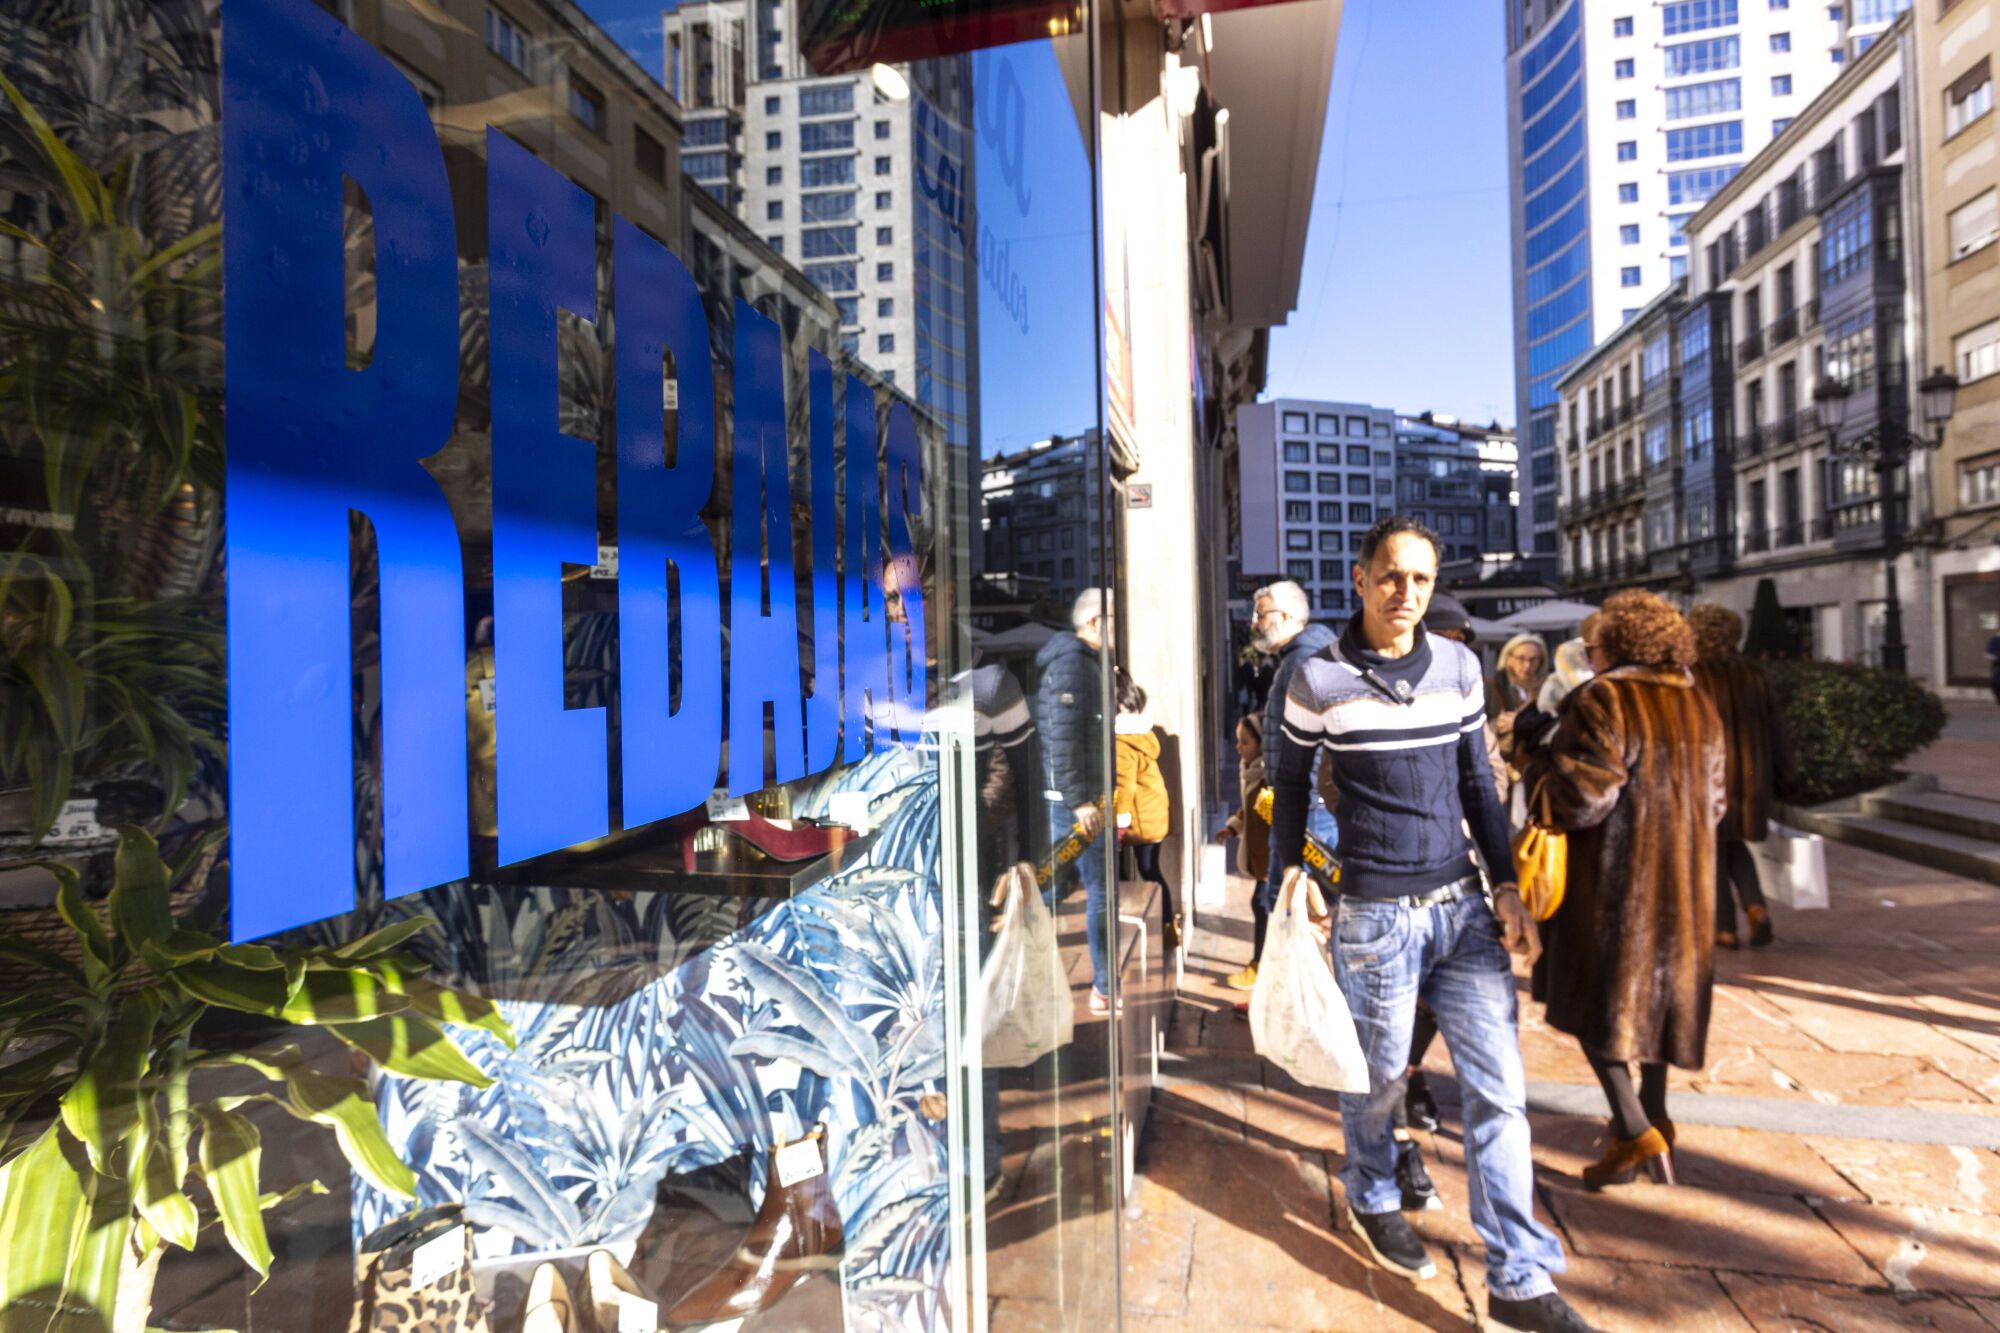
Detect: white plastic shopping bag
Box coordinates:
(1250, 873, 1370, 1092)
(1749, 824, 1829, 910)
(975, 863, 1076, 1067)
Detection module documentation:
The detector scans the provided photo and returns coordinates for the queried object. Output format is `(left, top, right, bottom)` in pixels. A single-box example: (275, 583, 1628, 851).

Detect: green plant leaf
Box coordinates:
(215, 1048, 417, 1200)
(0, 936, 87, 986)
(196, 1107, 271, 1280)
(322, 917, 435, 964)
(329, 1013, 494, 1088)
(396, 979, 518, 1050)
(279, 966, 414, 1026)
(51, 863, 117, 987)
(214, 943, 287, 971)
(0, 1125, 130, 1326)
(132, 1096, 198, 1252)
(110, 826, 175, 957)
(172, 959, 298, 1016)
(59, 989, 159, 1177)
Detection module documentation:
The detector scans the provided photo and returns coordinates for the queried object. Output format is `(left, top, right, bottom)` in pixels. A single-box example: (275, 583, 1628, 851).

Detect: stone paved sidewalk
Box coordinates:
(1126, 836, 2000, 1332)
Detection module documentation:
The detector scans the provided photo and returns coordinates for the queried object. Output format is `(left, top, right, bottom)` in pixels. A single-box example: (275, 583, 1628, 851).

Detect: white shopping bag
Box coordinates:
(1749, 824, 1829, 911)
(974, 863, 1076, 1067)
(1250, 873, 1370, 1092)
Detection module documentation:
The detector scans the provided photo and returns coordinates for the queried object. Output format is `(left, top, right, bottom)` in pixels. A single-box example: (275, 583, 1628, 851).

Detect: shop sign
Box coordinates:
(222, 0, 927, 941)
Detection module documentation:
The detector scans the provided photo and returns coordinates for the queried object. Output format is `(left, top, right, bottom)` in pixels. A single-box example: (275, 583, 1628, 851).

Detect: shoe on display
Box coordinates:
(1394, 1139, 1442, 1213)
(1487, 1291, 1604, 1333)
(1225, 963, 1258, 991)
(1345, 1203, 1436, 1281)
(662, 1126, 843, 1328)
(1745, 903, 1774, 948)
(585, 1249, 658, 1333)
(1404, 1074, 1441, 1132)
(522, 1263, 576, 1333)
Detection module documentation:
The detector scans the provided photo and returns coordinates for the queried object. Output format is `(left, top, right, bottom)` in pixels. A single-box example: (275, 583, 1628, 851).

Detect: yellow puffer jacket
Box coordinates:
(1113, 720, 1171, 844)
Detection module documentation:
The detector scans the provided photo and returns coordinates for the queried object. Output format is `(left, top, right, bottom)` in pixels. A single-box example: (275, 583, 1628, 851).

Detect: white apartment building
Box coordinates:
(662, 2, 975, 452)
(1237, 400, 1398, 618)
(1507, 0, 1893, 560)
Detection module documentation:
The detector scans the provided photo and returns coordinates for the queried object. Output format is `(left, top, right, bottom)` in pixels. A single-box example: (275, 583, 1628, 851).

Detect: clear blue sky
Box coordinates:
(1263, 0, 1516, 430)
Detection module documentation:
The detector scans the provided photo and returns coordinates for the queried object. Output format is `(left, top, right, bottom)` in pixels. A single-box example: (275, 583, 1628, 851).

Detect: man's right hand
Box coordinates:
(1073, 803, 1104, 838)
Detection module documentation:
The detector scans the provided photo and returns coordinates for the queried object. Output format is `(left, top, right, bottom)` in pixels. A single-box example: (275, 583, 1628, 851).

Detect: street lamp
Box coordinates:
(1813, 366, 1960, 675)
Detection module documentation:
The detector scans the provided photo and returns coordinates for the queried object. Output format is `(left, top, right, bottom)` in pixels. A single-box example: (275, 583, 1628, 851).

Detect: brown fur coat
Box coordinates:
(1691, 654, 1796, 844)
(1521, 665, 1728, 1069)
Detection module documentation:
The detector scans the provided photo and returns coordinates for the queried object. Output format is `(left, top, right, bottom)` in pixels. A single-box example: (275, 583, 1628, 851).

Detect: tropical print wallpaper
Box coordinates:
(350, 745, 956, 1331)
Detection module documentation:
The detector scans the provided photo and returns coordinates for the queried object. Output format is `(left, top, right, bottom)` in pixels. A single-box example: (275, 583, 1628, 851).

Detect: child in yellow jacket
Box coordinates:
(1112, 671, 1176, 950)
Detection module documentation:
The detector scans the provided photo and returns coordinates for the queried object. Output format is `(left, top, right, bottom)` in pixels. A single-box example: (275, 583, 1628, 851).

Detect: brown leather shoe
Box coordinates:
(1745, 904, 1774, 948)
(1582, 1126, 1675, 1190)
(663, 1127, 843, 1328)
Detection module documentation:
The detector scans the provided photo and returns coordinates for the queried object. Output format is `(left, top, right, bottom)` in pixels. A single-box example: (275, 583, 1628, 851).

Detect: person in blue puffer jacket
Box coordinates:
(1032, 587, 1116, 1014)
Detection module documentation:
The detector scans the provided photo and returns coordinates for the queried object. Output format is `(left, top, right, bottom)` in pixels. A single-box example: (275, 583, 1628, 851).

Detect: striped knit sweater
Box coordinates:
(1271, 619, 1515, 898)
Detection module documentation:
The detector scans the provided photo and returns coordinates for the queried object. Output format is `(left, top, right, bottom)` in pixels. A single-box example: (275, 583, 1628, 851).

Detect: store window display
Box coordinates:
(1, 0, 1121, 1326)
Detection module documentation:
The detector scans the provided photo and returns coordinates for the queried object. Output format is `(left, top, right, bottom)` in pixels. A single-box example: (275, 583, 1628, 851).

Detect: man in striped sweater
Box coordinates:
(1271, 516, 1594, 1333)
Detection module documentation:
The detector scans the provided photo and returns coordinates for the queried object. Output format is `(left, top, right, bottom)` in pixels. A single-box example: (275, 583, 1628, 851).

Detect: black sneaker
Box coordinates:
(1487, 1291, 1602, 1333)
(1395, 1139, 1441, 1213)
(1405, 1074, 1441, 1132)
(1345, 1203, 1436, 1281)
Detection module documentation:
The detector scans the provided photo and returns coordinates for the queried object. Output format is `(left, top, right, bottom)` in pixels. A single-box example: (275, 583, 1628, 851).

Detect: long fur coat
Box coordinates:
(1521, 665, 1728, 1069)
(1692, 653, 1796, 844)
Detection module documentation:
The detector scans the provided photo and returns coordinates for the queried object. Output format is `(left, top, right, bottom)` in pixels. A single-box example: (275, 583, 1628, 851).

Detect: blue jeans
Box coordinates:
(1332, 890, 1565, 1303)
(1048, 803, 1109, 995)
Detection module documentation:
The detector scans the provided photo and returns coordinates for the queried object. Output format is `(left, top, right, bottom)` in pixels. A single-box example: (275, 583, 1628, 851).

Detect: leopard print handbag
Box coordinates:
(350, 1203, 493, 1333)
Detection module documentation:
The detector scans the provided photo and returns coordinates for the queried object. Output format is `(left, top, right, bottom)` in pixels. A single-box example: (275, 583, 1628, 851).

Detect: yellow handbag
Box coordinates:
(1511, 784, 1567, 922)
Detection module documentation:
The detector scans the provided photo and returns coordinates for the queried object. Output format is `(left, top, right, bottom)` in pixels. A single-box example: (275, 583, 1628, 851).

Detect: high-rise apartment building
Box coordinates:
(1237, 400, 1399, 618)
(1505, 0, 1895, 555)
(663, 1, 977, 453)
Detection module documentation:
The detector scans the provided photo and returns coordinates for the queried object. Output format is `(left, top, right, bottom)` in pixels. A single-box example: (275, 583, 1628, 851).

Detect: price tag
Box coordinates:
(662, 378, 679, 410)
(593, 544, 619, 579)
(44, 799, 105, 846)
(775, 1136, 824, 1188)
(827, 791, 873, 834)
(407, 1225, 465, 1293)
(618, 1298, 660, 1333)
(704, 791, 751, 822)
(477, 677, 496, 714)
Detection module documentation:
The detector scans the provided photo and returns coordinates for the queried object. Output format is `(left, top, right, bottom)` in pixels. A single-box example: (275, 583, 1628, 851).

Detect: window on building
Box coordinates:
(1617, 99, 1637, 119)
(1770, 0, 1787, 7)
(1346, 502, 1371, 523)
(1348, 472, 1371, 492)
(874, 156, 892, 175)
(1770, 32, 1790, 51)
(1283, 441, 1310, 462)
(1821, 191, 1872, 287)
(835, 296, 858, 325)
(1663, 0, 1739, 35)
(1342, 415, 1367, 435)
(1960, 453, 2000, 508)
(1374, 449, 1392, 467)
(875, 191, 893, 209)
(1667, 164, 1741, 205)
(1832, 48, 1846, 64)
(1946, 60, 1994, 139)
(766, 236, 782, 253)
(1349, 532, 1367, 552)
(1287, 560, 1313, 581)
(1317, 473, 1341, 494)
(1666, 119, 1743, 161)
(800, 122, 855, 152)
(1774, 117, 1793, 135)
(1664, 35, 1741, 77)
(1319, 559, 1344, 582)
(1621, 266, 1643, 286)
(765, 94, 782, 114)
(1951, 190, 1999, 260)
(875, 226, 893, 245)
(876, 261, 893, 280)
(1374, 422, 1391, 438)
(802, 193, 856, 222)
(1614, 15, 1635, 35)
(840, 331, 859, 355)
(1319, 501, 1341, 521)
(1286, 531, 1313, 551)
(1285, 501, 1312, 522)
(1959, 317, 2000, 383)
(1346, 444, 1371, 465)
(1282, 410, 1309, 432)
(877, 297, 894, 317)
(566, 71, 605, 134)
(874, 120, 891, 139)
(683, 151, 728, 179)
(799, 83, 855, 115)
(766, 165, 784, 185)
(1616, 59, 1635, 79)
(1315, 444, 1338, 464)
(634, 129, 666, 183)
(1620, 223, 1640, 244)
(765, 129, 782, 150)
(1617, 140, 1638, 161)
(1377, 477, 1393, 495)
(1284, 471, 1311, 494)
(1666, 77, 1742, 120)
(1645, 421, 1670, 465)
(1316, 413, 1338, 434)
(1619, 182, 1640, 203)
(803, 262, 856, 291)
(802, 227, 857, 258)
(486, 8, 530, 73)
(1772, 74, 1793, 97)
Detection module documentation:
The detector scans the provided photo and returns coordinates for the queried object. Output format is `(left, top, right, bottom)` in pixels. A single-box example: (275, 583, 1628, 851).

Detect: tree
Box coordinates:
(1744, 577, 1794, 659)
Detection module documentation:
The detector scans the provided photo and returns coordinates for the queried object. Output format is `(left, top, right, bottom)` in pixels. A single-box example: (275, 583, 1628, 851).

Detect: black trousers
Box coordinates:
(1716, 837, 1765, 935)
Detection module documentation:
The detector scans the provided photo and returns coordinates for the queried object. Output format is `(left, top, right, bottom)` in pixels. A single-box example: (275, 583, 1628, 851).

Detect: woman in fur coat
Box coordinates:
(1513, 591, 1727, 1191)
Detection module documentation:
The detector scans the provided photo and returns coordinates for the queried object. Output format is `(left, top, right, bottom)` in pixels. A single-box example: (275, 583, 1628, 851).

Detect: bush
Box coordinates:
(1767, 659, 1948, 805)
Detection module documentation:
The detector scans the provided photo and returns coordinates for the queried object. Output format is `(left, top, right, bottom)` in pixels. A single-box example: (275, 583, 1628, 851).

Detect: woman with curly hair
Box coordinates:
(1512, 591, 1726, 1190)
(1688, 603, 1797, 949)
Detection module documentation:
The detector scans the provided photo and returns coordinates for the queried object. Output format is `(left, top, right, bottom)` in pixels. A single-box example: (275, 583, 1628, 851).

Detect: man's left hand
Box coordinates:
(1491, 885, 1542, 967)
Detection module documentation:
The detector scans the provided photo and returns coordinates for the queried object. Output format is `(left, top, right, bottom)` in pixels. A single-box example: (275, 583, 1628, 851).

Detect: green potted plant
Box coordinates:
(0, 827, 515, 1332)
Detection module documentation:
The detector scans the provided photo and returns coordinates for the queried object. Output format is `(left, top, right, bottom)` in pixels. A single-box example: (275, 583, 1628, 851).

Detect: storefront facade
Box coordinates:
(0, 0, 1336, 1327)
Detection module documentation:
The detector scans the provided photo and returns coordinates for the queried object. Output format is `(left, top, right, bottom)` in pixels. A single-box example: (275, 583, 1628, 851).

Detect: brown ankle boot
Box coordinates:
(1582, 1126, 1675, 1190)
(1746, 904, 1774, 948)
(662, 1127, 843, 1327)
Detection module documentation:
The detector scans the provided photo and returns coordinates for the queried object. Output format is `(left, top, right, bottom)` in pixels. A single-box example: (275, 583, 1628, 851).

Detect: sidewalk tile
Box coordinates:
(1752, 988, 1988, 1063)
(1691, 1044, 1825, 1101)
(1804, 1138, 2000, 1210)
(1815, 1200, 2000, 1296)
(1240, 1081, 1345, 1153)
(1762, 1049, 1986, 1106)
(1970, 1295, 2000, 1330)
(1180, 1217, 1470, 1331)
(1543, 1183, 1877, 1283)
(1662, 1123, 1861, 1199)
(1717, 1273, 1994, 1333)
(1462, 1253, 1753, 1333)
(1925, 1051, 2000, 1103)
(1120, 1206, 1196, 1318)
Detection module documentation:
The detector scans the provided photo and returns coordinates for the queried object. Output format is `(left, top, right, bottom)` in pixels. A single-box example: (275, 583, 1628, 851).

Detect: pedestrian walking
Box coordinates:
(1032, 588, 1116, 1015)
(1113, 669, 1178, 953)
(1537, 613, 1600, 715)
(1688, 603, 1796, 950)
(1240, 579, 1339, 993)
(1512, 591, 1727, 1193)
(1215, 714, 1273, 970)
(1488, 632, 1550, 748)
(1272, 516, 1594, 1333)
